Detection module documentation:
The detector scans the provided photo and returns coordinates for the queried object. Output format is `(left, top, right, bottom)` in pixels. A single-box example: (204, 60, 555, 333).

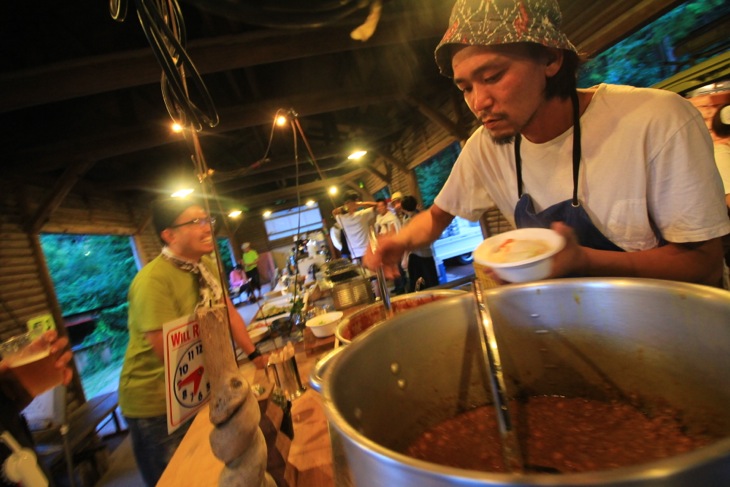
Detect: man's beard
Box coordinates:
(491, 134, 515, 145)
(479, 113, 516, 145)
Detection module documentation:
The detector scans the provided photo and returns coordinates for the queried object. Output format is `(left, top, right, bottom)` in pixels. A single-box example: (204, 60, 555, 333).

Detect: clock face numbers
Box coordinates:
(173, 341, 210, 407)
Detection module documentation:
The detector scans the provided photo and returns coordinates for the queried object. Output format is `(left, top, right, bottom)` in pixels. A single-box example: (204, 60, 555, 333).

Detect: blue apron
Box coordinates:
(513, 90, 624, 252)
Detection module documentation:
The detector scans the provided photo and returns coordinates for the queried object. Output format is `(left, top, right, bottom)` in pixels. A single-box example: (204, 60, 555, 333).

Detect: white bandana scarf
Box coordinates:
(161, 247, 223, 305)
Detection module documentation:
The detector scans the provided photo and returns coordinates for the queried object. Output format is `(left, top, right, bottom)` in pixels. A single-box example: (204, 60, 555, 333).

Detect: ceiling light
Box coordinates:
(348, 150, 367, 160)
(171, 188, 194, 197)
(171, 122, 184, 133)
(328, 186, 338, 195)
(228, 210, 242, 218)
(305, 199, 315, 207)
(263, 210, 272, 218)
(275, 115, 288, 127)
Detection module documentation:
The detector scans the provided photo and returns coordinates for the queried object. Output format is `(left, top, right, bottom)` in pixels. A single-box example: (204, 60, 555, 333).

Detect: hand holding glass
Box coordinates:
(0, 329, 67, 396)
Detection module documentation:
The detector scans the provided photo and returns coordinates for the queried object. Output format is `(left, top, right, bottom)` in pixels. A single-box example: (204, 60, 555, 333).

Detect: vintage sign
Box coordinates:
(163, 315, 211, 434)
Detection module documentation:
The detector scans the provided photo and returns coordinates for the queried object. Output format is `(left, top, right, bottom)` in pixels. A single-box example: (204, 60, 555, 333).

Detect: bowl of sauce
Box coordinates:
(474, 228, 565, 283)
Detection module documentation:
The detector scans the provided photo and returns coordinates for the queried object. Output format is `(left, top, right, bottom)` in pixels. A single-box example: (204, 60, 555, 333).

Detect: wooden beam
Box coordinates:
(0, 5, 449, 113)
(364, 165, 389, 185)
(19, 86, 403, 173)
(405, 95, 468, 141)
(373, 149, 409, 172)
(236, 169, 368, 209)
(28, 159, 97, 234)
(215, 167, 344, 195)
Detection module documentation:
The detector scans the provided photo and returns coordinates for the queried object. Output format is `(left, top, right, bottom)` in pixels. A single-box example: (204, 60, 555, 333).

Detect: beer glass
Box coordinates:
(0, 329, 64, 396)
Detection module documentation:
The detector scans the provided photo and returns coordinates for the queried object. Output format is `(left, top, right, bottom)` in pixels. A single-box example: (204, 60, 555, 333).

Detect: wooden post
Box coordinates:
(196, 305, 275, 487)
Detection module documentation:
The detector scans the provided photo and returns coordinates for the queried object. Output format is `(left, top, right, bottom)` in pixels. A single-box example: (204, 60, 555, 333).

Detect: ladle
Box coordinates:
(369, 226, 393, 318)
(472, 280, 559, 474)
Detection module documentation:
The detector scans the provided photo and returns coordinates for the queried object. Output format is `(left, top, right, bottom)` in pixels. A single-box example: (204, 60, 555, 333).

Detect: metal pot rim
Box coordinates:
(321, 278, 730, 484)
(334, 289, 466, 345)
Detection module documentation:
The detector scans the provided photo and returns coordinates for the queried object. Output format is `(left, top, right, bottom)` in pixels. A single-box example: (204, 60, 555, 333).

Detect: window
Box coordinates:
(373, 187, 390, 201)
(578, 0, 728, 89)
(414, 142, 462, 208)
(413, 143, 483, 263)
(40, 233, 136, 399)
(216, 237, 235, 272)
(264, 203, 323, 241)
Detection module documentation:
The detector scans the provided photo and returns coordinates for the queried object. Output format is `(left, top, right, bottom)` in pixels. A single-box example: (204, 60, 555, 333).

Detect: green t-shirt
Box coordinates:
(118, 254, 218, 418)
(242, 249, 259, 272)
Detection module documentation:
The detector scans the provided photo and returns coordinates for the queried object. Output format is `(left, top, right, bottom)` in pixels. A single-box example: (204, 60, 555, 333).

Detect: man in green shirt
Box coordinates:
(118, 197, 267, 486)
(241, 242, 262, 302)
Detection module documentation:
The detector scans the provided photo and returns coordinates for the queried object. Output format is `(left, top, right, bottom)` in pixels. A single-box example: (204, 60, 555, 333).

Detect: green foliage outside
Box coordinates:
(41, 234, 137, 398)
(414, 142, 462, 208)
(578, 0, 727, 88)
(40, 234, 138, 316)
(217, 237, 234, 274)
(77, 303, 130, 397)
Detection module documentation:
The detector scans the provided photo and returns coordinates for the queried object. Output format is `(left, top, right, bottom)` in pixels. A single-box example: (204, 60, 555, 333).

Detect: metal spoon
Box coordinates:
(369, 225, 393, 318)
(472, 280, 559, 474)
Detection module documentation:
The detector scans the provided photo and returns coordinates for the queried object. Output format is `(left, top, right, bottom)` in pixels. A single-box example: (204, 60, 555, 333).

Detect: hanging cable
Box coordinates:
(112, 0, 219, 131)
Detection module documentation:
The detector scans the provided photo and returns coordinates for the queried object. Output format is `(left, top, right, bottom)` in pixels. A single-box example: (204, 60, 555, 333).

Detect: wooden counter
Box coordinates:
(157, 330, 346, 487)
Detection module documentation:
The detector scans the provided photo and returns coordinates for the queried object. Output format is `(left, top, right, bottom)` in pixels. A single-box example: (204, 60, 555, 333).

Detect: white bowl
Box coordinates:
(248, 325, 270, 344)
(474, 228, 565, 283)
(305, 311, 344, 338)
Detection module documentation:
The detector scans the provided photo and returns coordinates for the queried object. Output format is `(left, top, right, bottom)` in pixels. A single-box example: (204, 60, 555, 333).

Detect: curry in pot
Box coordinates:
(405, 396, 713, 473)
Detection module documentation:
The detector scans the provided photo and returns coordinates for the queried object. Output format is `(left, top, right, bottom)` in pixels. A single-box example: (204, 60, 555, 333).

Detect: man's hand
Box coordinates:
(363, 233, 405, 280)
(549, 222, 590, 278)
(252, 354, 268, 370)
(40, 330, 74, 386)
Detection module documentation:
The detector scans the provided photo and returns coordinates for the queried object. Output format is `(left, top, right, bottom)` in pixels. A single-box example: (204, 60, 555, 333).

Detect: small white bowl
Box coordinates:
(474, 228, 565, 283)
(248, 326, 270, 344)
(306, 311, 344, 338)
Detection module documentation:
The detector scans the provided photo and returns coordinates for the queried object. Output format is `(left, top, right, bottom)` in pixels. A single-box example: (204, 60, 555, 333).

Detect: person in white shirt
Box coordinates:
(332, 191, 376, 262)
(711, 103, 730, 271)
(375, 198, 400, 235)
(712, 103, 730, 209)
(375, 197, 407, 293)
(365, 0, 729, 287)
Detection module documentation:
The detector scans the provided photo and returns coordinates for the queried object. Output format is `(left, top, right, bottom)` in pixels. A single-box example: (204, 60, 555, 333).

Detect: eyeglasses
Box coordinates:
(169, 217, 216, 229)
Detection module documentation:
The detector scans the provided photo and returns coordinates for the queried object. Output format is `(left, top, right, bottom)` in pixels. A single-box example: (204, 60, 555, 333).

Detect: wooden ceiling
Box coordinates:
(0, 0, 685, 214)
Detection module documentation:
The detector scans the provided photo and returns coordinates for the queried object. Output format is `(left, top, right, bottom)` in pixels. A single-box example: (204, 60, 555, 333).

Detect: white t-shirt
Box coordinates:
(715, 141, 730, 194)
(435, 84, 730, 252)
(336, 209, 375, 258)
(376, 210, 400, 235)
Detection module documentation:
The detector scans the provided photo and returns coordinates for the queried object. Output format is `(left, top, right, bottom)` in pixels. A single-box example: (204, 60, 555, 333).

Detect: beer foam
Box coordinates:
(8, 349, 51, 367)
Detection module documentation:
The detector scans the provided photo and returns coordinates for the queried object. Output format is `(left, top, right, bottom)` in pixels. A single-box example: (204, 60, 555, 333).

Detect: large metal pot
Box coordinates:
(335, 289, 466, 345)
(312, 278, 730, 486)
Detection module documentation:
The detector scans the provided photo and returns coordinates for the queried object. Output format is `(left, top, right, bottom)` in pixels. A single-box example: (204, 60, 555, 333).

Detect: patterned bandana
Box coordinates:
(434, 0, 577, 77)
(161, 247, 223, 305)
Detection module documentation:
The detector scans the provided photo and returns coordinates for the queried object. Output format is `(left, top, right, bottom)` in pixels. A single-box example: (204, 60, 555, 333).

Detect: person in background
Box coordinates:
(1, 330, 73, 487)
(375, 197, 406, 294)
(374, 197, 400, 236)
(241, 242, 262, 303)
(400, 196, 439, 292)
(119, 197, 268, 487)
(390, 191, 405, 223)
(366, 0, 729, 287)
(712, 104, 730, 208)
(711, 103, 730, 270)
(329, 221, 345, 259)
(332, 190, 376, 263)
(228, 263, 250, 299)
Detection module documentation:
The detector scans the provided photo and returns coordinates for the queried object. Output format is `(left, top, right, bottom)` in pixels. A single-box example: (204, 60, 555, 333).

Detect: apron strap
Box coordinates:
(570, 89, 581, 207)
(515, 90, 582, 207)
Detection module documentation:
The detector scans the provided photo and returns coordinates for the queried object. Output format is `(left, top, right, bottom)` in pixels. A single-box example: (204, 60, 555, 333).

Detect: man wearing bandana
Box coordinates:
(118, 197, 267, 486)
(366, 0, 729, 287)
